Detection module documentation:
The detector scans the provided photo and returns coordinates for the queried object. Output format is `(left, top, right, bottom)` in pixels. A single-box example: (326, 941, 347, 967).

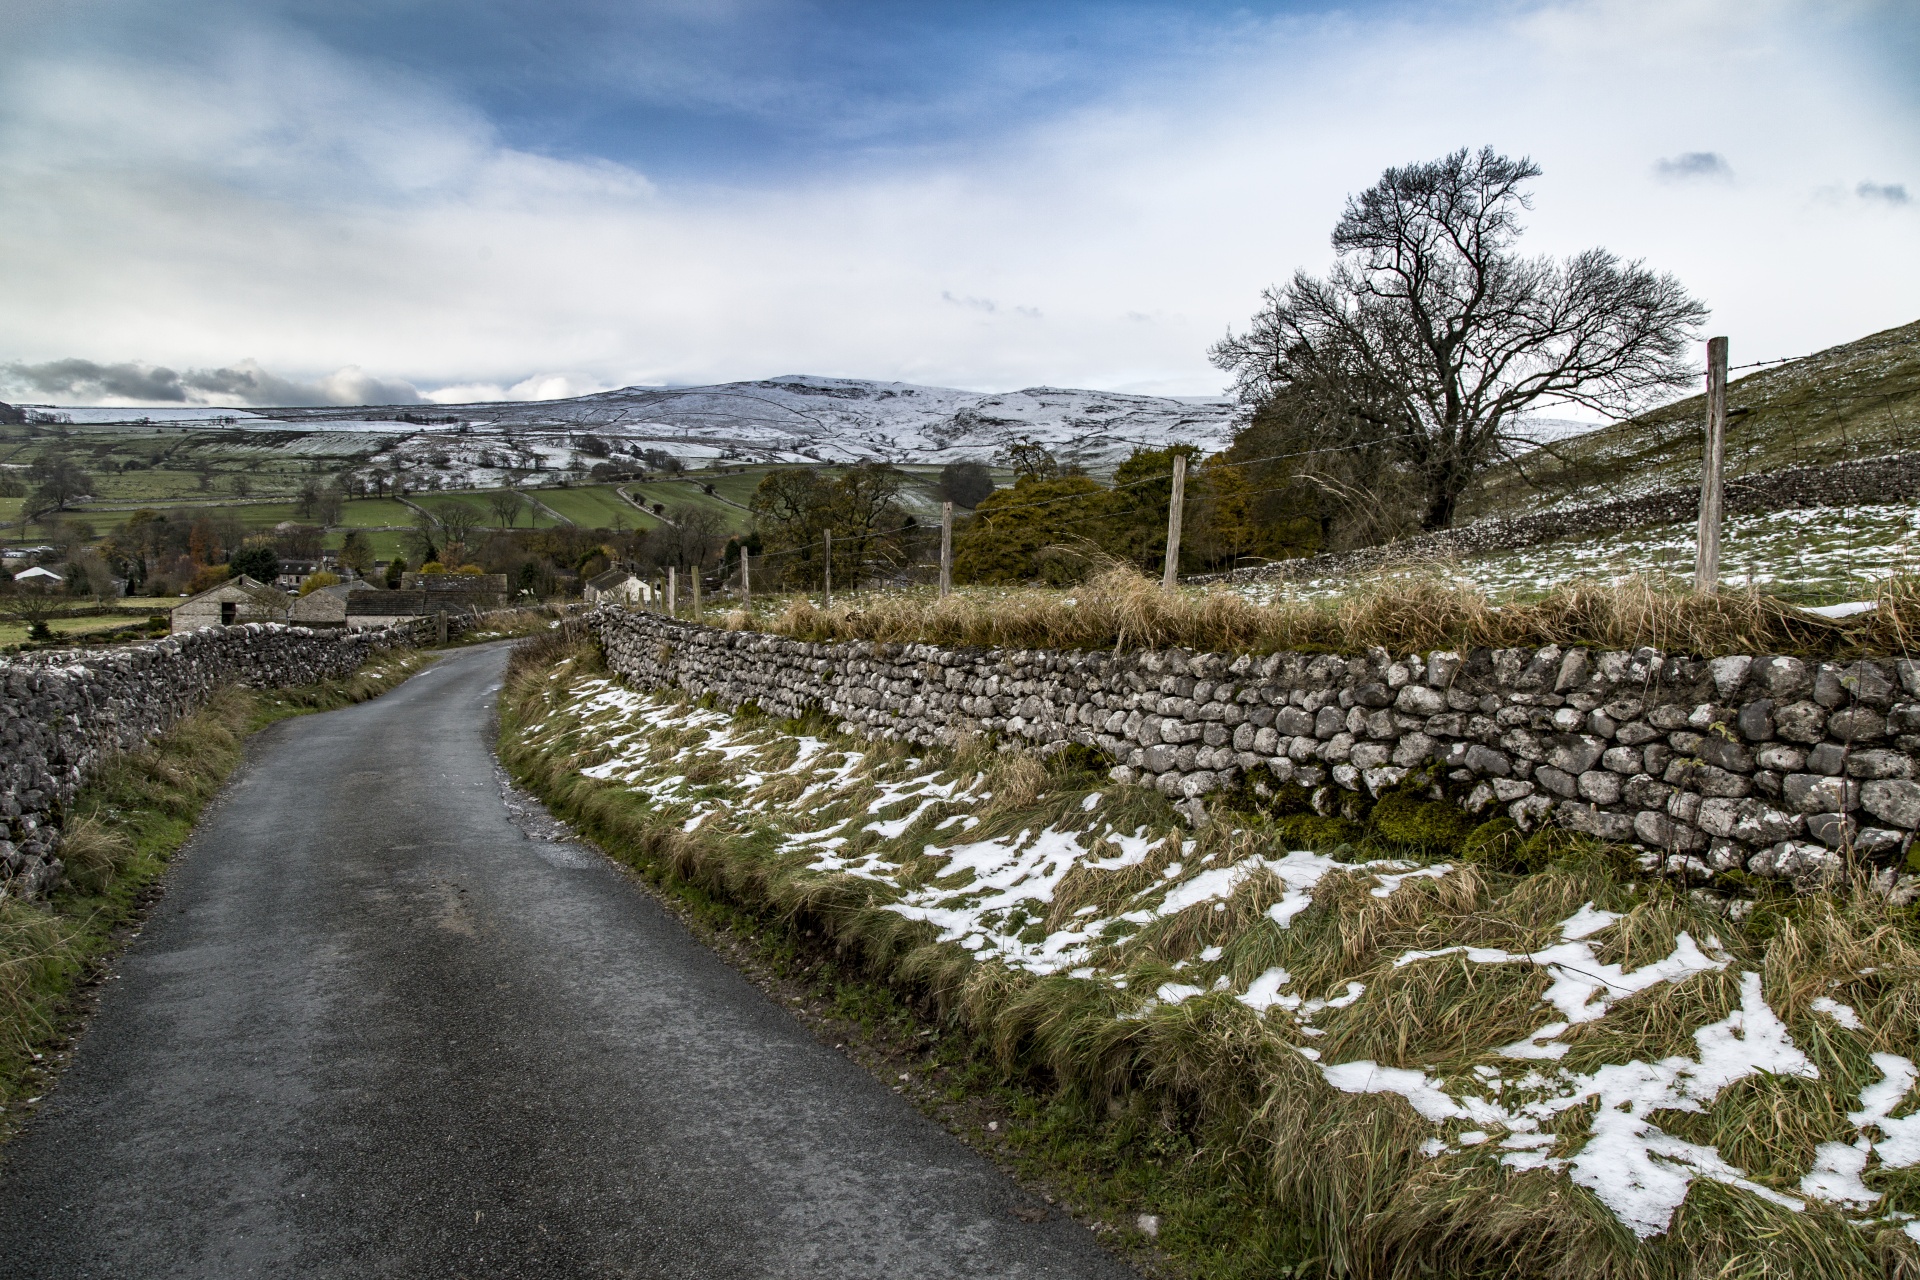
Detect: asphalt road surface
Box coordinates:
(0, 644, 1138, 1279)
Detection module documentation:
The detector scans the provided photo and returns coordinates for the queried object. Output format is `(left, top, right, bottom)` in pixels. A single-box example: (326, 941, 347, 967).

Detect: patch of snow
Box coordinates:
(1810, 997, 1864, 1031)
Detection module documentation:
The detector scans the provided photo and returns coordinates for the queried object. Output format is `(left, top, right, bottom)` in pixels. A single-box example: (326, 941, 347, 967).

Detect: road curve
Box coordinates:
(0, 644, 1137, 1279)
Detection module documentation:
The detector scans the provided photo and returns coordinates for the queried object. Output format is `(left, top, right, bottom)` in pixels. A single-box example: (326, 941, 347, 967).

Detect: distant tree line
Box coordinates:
(736, 443, 1268, 588)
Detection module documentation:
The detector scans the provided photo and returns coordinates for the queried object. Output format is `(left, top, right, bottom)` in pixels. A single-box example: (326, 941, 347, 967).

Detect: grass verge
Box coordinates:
(0, 647, 436, 1137)
(500, 630, 1920, 1280)
(719, 564, 1920, 660)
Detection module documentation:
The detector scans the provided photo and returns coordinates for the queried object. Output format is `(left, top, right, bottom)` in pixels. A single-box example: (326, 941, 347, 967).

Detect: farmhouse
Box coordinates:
(272, 559, 325, 593)
(585, 568, 647, 605)
(170, 576, 291, 632)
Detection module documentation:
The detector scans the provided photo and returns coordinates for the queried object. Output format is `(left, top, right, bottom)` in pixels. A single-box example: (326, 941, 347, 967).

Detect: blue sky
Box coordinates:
(273, 1, 1287, 178)
(1, 0, 1916, 404)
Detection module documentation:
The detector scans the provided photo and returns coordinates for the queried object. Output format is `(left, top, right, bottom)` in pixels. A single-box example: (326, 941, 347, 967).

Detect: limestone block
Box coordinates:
(1577, 771, 1623, 805)
(1847, 750, 1913, 779)
(1828, 707, 1888, 743)
(1861, 778, 1920, 829)
(1773, 700, 1829, 744)
(1783, 774, 1858, 814)
(1395, 685, 1446, 716)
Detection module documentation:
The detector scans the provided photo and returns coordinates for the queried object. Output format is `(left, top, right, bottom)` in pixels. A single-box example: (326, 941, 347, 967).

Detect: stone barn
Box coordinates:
(170, 576, 291, 632)
(400, 572, 509, 611)
(288, 583, 359, 628)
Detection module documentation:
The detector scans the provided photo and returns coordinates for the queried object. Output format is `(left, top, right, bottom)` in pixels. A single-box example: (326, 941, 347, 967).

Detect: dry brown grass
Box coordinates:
(55, 818, 136, 896)
(742, 565, 1918, 659)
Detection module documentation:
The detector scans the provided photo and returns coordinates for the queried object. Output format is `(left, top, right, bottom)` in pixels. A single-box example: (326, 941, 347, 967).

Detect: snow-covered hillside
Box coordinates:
(254, 375, 1239, 471)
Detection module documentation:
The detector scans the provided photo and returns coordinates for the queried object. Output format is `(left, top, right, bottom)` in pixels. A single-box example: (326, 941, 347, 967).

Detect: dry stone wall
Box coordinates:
(0, 619, 431, 898)
(589, 606, 1920, 900)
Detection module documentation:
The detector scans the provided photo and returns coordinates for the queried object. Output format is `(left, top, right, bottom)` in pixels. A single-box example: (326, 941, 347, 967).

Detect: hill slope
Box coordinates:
(251, 375, 1237, 472)
(1465, 318, 1920, 518)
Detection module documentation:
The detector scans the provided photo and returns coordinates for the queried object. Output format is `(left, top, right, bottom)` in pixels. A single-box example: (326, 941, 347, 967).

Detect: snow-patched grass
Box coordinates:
(508, 657, 1920, 1276)
(1231, 504, 1920, 608)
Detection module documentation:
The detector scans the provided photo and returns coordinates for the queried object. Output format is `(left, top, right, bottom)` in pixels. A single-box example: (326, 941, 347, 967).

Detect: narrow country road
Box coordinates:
(0, 644, 1137, 1279)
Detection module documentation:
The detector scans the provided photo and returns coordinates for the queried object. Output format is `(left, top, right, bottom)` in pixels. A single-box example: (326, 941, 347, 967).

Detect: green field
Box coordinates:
(4, 424, 983, 594)
(2, 422, 390, 506)
(351, 529, 408, 561)
(499, 486, 624, 530)
(650, 464, 951, 519)
(339, 497, 417, 529)
(0, 612, 163, 648)
(620, 479, 750, 530)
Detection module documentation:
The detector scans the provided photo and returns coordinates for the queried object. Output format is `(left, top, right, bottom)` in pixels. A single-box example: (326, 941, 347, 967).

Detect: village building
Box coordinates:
(272, 558, 325, 593)
(585, 568, 648, 605)
(11, 565, 64, 587)
(1, 545, 57, 569)
(343, 592, 433, 630)
(342, 574, 507, 630)
(287, 582, 358, 627)
(399, 572, 509, 611)
(170, 576, 291, 632)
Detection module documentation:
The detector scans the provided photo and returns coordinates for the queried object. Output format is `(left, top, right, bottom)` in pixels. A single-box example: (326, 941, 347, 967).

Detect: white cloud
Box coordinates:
(423, 373, 617, 404)
(0, 0, 1914, 402)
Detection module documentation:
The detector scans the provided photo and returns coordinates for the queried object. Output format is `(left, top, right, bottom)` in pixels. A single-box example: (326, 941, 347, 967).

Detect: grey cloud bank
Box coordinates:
(0, 358, 424, 407)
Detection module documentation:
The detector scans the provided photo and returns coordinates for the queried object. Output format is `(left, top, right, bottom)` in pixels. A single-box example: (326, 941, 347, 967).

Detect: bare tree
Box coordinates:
(1, 582, 62, 641)
(27, 456, 92, 513)
(1210, 147, 1708, 530)
(401, 508, 439, 564)
(487, 489, 523, 529)
(436, 499, 485, 547)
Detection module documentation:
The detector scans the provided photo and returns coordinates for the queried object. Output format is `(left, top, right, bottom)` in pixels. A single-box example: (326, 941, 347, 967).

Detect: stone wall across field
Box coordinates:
(1211, 451, 1920, 586)
(0, 619, 434, 898)
(588, 605, 1920, 900)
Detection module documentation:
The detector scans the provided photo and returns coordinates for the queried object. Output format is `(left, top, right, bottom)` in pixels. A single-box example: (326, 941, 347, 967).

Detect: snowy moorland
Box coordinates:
(243, 375, 1238, 473)
(16, 375, 1239, 490)
(510, 658, 1920, 1272)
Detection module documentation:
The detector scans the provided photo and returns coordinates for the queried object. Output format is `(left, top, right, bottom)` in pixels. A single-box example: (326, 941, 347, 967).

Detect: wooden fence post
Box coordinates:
(691, 567, 701, 620)
(741, 548, 751, 608)
(667, 566, 677, 617)
(1695, 336, 1729, 593)
(1162, 454, 1187, 592)
(825, 530, 833, 607)
(939, 501, 953, 598)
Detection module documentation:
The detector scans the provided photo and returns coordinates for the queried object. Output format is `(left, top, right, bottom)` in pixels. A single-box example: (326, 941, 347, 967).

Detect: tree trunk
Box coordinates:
(1421, 467, 1462, 531)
